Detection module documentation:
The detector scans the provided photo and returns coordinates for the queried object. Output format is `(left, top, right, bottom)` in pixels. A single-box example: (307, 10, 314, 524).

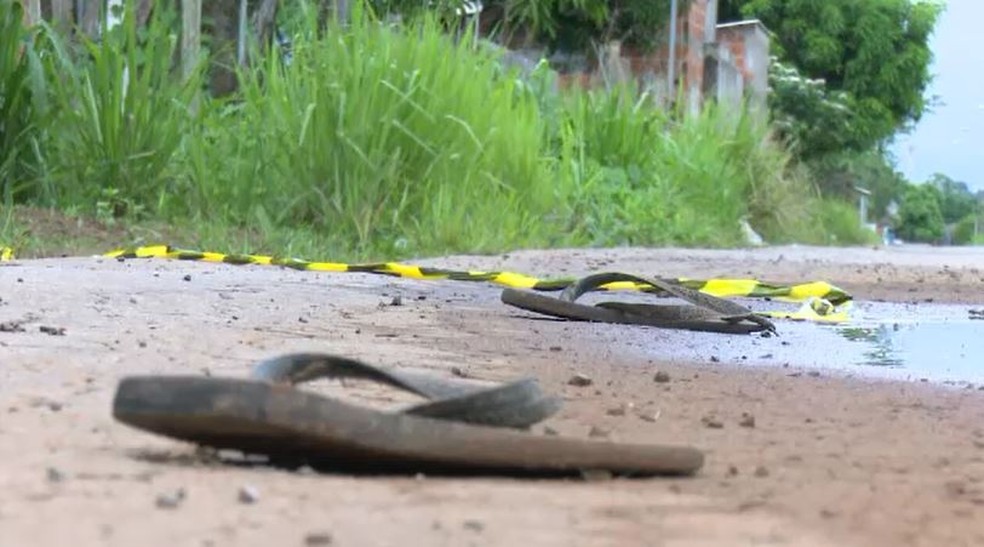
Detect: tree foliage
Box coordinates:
(808, 150, 908, 221)
(725, 0, 943, 153)
(372, 0, 678, 51)
(928, 173, 976, 224)
(897, 183, 944, 243)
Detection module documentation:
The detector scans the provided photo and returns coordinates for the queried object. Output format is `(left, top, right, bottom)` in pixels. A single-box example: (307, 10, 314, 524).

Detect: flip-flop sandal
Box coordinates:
(502, 272, 776, 335)
(113, 352, 704, 477)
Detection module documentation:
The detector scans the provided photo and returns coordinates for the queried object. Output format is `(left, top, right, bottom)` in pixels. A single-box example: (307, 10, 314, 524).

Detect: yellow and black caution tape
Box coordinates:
(2, 243, 853, 323)
(100, 244, 852, 323)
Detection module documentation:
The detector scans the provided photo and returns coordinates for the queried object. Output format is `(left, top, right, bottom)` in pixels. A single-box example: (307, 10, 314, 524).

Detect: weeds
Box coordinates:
(1, 0, 861, 258)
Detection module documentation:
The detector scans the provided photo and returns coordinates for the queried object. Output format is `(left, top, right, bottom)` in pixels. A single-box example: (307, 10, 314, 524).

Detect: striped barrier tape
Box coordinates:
(2, 244, 853, 323)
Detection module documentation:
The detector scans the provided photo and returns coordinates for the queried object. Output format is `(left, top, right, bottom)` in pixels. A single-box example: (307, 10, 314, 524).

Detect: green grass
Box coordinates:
(1, 0, 853, 260)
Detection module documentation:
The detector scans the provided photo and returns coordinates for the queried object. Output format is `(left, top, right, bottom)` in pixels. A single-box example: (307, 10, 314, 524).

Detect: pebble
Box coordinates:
(588, 425, 610, 438)
(606, 405, 627, 417)
(155, 488, 186, 509)
(46, 467, 66, 483)
(702, 416, 724, 429)
(739, 413, 756, 428)
(238, 485, 260, 504)
(568, 373, 593, 387)
(653, 371, 671, 383)
(304, 532, 333, 545)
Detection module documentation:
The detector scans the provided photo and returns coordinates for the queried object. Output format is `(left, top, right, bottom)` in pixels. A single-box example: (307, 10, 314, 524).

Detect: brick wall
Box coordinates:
(540, 0, 765, 113)
(716, 20, 770, 110)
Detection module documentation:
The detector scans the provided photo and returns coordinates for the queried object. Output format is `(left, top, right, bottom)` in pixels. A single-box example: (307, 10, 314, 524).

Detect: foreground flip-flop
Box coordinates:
(502, 272, 777, 335)
(113, 353, 704, 477)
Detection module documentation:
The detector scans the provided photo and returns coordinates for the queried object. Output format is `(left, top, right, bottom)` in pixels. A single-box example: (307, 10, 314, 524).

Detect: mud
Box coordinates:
(2, 244, 984, 547)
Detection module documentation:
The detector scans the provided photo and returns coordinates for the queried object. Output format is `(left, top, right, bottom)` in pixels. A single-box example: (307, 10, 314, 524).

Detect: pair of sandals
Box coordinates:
(114, 273, 772, 477)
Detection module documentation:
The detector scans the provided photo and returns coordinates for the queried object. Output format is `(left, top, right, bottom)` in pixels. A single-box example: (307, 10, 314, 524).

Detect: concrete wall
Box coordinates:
(541, 0, 773, 119)
(715, 47, 745, 110)
(716, 20, 770, 111)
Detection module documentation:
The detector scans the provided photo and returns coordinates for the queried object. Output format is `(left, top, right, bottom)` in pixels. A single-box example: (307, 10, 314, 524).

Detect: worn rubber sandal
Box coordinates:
(112, 353, 705, 477)
(502, 272, 776, 335)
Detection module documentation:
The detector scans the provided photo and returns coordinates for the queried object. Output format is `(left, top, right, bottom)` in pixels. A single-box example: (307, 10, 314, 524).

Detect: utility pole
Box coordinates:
(336, 0, 350, 25)
(667, 0, 678, 99)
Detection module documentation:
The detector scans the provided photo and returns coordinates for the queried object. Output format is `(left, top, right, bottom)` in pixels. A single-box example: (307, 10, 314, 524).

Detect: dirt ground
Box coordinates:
(2, 244, 984, 547)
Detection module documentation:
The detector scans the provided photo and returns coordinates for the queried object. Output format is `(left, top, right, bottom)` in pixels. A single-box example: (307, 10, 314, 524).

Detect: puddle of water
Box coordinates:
(634, 300, 984, 385)
(824, 302, 984, 383)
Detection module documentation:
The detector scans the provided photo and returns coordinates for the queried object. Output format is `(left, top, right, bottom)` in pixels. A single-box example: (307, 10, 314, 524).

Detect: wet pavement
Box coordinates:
(632, 298, 984, 386)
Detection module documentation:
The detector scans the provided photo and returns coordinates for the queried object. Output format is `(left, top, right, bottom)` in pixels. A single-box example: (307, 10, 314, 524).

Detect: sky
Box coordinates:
(891, 0, 984, 190)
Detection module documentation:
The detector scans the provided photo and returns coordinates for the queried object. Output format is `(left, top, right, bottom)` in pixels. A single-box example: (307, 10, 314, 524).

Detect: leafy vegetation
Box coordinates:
(1, 0, 47, 202)
(0, 0, 918, 259)
(897, 183, 944, 243)
(718, 0, 972, 245)
(724, 0, 943, 153)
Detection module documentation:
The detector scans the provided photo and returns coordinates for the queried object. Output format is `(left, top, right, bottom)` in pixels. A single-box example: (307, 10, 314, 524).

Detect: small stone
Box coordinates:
(568, 373, 593, 387)
(0, 321, 25, 333)
(238, 485, 260, 504)
(638, 410, 661, 423)
(820, 509, 838, 519)
(450, 366, 467, 378)
(702, 416, 724, 429)
(137, 340, 147, 348)
(808, 371, 821, 378)
(543, 426, 559, 436)
(298, 316, 309, 323)
(304, 532, 333, 545)
(46, 467, 66, 483)
(709, 356, 720, 363)
(389, 295, 403, 306)
(462, 520, 485, 532)
(182, 274, 192, 282)
(653, 371, 671, 383)
(155, 488, 186, 509)
(606, 405, 627, 417)
(739, 413, 756, 428)
(588, 426, 610, 438)
(727, 465, 739, 477)
(753, 466, 770, 478)
(39, 325, 66, 336)
(548, 346, 562, 352)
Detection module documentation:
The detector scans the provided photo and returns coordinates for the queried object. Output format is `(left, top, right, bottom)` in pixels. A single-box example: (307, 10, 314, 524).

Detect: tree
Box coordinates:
(723, 0, 943, 153)
(807, 149, 908, 221)
(897, 183, 944, 243)
(928, 173, 976, 224)
(377, 0, 678, 52)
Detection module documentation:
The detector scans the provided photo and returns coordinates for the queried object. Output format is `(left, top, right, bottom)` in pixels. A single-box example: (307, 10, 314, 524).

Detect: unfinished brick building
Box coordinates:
(556, 0, 770, 114)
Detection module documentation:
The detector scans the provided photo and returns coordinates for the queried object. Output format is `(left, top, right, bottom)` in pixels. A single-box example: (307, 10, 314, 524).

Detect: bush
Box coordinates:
(179, 7, 553, 255)
(897, 183, 944, 243)
(0, 1, 48, 202)
(2, 0, 858, 258)
(952, 214, 977, 246)
(814, 199, 878, 245)
(42, 4, 199, 217)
